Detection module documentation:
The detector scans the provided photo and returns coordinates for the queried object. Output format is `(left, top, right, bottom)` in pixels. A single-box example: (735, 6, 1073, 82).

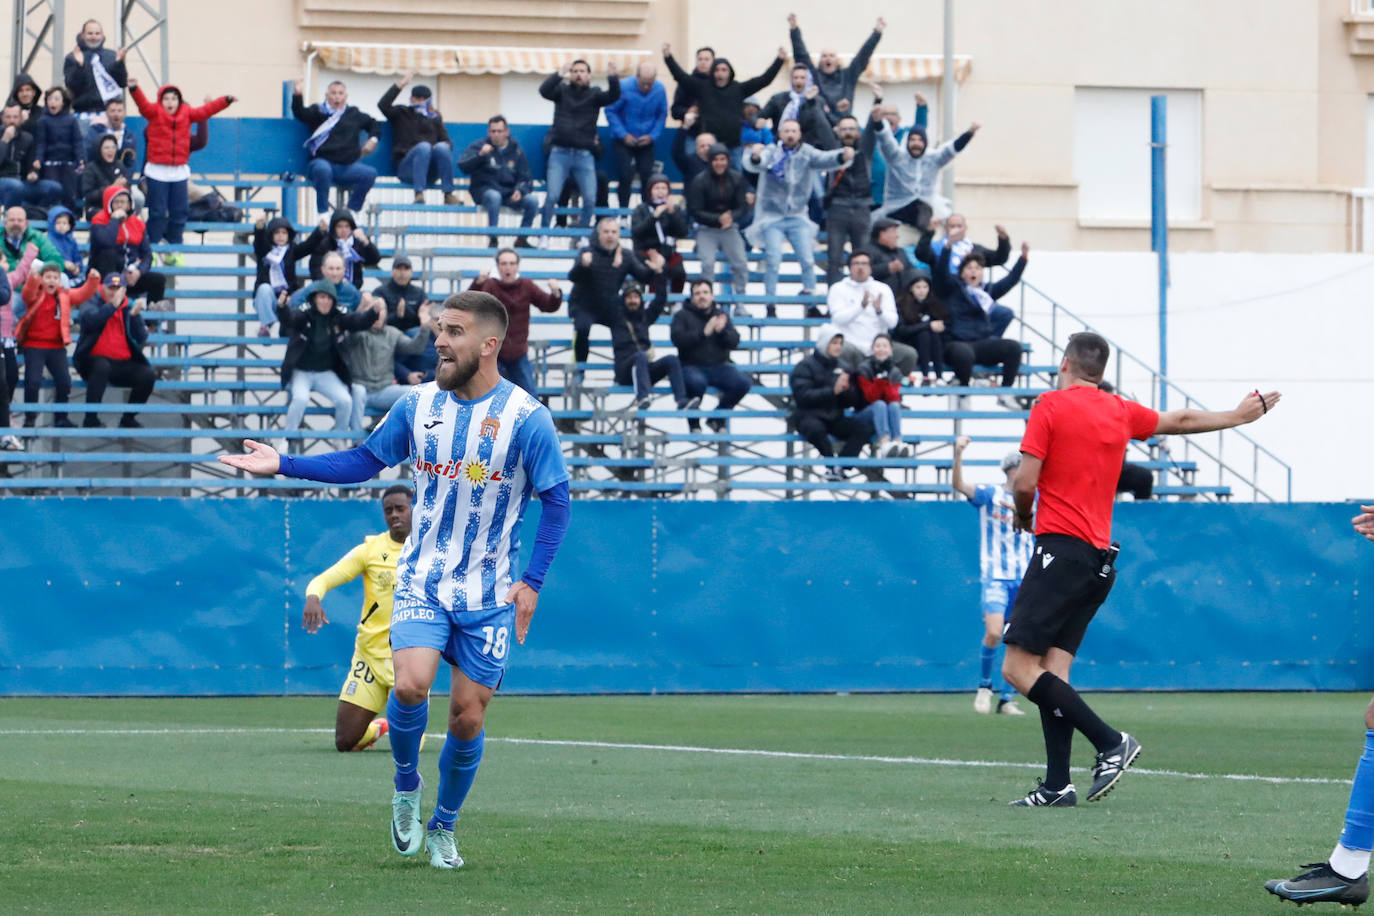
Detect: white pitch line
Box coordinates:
(0, 727, 1350, 787)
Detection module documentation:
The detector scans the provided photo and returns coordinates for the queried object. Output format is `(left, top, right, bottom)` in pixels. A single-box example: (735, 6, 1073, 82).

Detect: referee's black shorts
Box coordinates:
(1003, 533, 1117, 657)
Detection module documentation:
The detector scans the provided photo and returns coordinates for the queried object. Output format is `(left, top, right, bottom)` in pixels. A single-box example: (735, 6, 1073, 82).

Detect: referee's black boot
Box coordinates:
(1086, 732, 1142, 802)
(1265, 862, 1369, 907)
(1008, 780, 1076, 808)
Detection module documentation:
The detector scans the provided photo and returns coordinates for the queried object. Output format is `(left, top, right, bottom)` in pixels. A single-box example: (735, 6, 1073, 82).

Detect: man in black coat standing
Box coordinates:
(63, 19, 128, 145)
(662, 43, 785, 164)
(789, 329, 872, 480)
(539, 60, 620, 231)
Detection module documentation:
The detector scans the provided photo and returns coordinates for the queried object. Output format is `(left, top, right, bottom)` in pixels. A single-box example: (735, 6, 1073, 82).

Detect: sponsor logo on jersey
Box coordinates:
(414, 457, 504, 484)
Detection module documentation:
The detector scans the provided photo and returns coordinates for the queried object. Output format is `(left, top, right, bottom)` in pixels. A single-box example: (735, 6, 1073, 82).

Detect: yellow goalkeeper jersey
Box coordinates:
(306, 532, 404, 665)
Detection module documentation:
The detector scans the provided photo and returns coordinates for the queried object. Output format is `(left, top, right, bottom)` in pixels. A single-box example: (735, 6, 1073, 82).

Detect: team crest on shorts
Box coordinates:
(480, 417, 501, 439)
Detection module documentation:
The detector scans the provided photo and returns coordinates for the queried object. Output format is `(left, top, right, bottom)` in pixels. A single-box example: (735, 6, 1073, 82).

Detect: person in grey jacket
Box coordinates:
(871, 109, 980, 234)
(741, 119, 852, 307)
(342, 298, 432, 429)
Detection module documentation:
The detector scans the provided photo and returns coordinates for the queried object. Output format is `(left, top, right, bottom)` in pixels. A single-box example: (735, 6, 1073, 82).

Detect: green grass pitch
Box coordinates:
(0, 692, 1365, 914)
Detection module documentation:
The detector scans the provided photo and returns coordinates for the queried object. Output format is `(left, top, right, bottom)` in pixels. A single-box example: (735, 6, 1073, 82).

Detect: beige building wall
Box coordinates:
(5, 0, 1374, 251)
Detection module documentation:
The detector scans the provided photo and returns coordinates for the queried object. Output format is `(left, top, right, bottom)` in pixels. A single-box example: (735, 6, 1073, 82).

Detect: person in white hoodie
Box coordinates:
(826, 249, 917, 374)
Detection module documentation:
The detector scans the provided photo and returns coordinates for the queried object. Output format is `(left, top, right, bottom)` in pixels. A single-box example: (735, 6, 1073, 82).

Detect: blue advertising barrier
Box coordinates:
(1, 498, 1369, 695)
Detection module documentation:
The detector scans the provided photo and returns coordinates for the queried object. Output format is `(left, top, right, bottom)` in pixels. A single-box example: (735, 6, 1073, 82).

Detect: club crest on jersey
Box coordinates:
(480, 417, 501, 439)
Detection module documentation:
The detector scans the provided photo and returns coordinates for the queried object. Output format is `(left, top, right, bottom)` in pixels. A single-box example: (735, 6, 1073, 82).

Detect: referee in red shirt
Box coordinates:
(1001, 331, 1280, 807)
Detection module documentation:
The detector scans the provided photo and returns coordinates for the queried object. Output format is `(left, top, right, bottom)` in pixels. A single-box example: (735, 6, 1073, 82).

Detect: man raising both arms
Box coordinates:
(219, 291, 571, 870)
(1003, 331, 1278, 807)
(304, 485, 415, 752)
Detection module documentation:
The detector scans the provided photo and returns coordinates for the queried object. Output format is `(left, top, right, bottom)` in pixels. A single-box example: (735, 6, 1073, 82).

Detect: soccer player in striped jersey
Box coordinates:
(952, 435, 1030, 716)
(219, 291, 571, 870)
(303, 485, 414, 752)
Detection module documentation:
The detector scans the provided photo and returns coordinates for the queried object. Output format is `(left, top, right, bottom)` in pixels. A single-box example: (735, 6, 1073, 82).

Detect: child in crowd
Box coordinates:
(15, 262, 99, 426)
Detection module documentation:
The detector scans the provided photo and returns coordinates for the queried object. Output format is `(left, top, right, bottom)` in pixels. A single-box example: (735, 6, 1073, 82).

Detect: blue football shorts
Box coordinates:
(980, 578, 1020, 618)
(390, 598, 516, 690)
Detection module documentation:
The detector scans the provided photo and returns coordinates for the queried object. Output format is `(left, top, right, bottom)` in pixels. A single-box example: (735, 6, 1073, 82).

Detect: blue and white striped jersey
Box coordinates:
(968, 483, 1034, 582)
(363, 379, 569, 614)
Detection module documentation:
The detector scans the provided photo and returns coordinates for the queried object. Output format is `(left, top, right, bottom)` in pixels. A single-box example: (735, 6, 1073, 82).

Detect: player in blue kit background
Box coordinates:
(219, 290, 571, 871)
(952, 435, 1030, 716)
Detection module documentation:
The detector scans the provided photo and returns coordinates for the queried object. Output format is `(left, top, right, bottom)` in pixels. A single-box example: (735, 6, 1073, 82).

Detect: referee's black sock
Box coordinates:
(1039, 704, 1074, 792)
(1026, 671, 1122, 754)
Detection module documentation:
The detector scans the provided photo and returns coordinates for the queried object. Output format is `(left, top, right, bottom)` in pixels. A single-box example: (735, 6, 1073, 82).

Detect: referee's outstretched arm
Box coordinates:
(1153, 390, 1281, 436)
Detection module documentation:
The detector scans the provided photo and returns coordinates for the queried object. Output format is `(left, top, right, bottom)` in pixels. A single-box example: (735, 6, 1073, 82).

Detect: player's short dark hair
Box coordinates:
(487, 114, 508, 127)
(442, 290, 508, 339)
(382, 485, 414, 503)
(847, 249, 871, 266)
(1064, 331, 1111, 381)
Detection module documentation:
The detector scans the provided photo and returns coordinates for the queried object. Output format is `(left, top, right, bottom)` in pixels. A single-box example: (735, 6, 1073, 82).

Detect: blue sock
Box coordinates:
(429, 730, 485, 831)
(1340, 730, 1374, 852)
(386, 693, 428, 792)
(979, 644, 995, 688)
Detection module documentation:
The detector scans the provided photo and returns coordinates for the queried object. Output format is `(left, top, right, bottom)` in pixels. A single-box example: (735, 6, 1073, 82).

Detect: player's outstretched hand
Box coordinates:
(217, 438, 281, 475)
(505, 581, 539, 645)
(1235, 390, 1282, 424)
(1353, 505, 1374, 541)
(303, 595, 329, 633)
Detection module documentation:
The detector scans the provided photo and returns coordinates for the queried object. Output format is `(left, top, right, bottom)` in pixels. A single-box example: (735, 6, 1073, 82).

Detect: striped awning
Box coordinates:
(848, 54, 973, 84)
(302, 42, 649, 77)
(303, 42, 972, 82)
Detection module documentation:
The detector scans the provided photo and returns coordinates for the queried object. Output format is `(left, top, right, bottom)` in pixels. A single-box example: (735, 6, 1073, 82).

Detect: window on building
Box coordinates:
(1073, 87, 1203, 222)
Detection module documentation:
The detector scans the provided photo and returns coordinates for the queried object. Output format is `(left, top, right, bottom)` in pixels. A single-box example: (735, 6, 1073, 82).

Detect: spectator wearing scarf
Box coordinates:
(292, 81, 381, 214)
(63, 21, 128, 152)
(630, 174, 688, 295)
(305, 208, 380, 289)
(759, 66, 837, 150)
(253, 216, 313, 335)
(742, 121, 851, 302)
(378, 75, 458, 204)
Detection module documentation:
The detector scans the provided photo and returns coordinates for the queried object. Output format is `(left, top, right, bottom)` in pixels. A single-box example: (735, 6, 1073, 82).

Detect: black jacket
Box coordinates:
(866, 240, 916, 296)
(893, 282, 949, 345)
(305, 209, 380, 287)
(670, 303, 740, 367)
(539, 73, 620, 151)
(292, 95, 381, 165)
(73, 296, 148, 373)
(568, 241, 655, 320)
(88, 218, 151, 278)
(610, 297, 667, 369)
(458, 137, 534, 200)
(670, 68, 711, 121)
(253, 217, 313, 292)
(0, 127, 34, 180)
(378, 84, 451, 165)
(81, 154, 135, 216)
(932, 244, 1027, 342)
(663, 54, 783, 148)
(630, 201, 689, 256)
(828, 126, 877, 204)
(759, 91, 837, 149)
(789, 345, 859, 423)
(63, 35, 128, 115)
(373, 279, 426, 332)
(276, 293, 375, 387)
(6, 74, 41, 135)
(686, 167, 750, 227)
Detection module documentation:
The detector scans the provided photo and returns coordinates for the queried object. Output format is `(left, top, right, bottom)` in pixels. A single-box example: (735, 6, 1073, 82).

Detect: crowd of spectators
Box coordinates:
(0, 13, 1060, 491)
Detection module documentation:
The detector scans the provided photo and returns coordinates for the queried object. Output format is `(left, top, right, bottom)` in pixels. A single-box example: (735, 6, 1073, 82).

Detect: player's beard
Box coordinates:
(435, 350, 480, 391)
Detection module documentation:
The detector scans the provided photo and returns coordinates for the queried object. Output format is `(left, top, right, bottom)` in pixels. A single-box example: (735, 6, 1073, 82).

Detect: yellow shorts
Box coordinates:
(338, 650, 395, 714)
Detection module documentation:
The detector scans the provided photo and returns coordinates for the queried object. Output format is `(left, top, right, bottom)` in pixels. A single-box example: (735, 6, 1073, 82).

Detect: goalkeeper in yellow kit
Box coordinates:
(304, 485, 414, 751)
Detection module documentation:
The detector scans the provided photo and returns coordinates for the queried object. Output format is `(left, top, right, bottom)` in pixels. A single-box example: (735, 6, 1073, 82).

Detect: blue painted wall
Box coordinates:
(0, 498, 1368, 695)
